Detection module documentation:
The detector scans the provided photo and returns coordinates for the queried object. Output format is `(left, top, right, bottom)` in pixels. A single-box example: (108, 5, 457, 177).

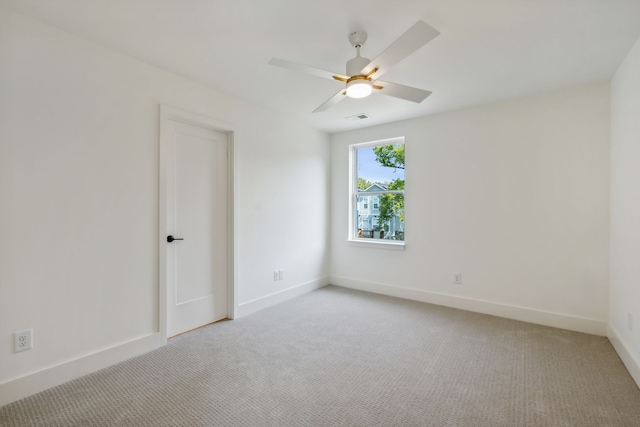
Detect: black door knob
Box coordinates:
(167, 235, 184, 243)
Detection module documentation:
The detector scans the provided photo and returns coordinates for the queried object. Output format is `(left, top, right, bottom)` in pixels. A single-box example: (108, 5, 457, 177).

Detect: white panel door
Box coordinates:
(166, 119, 228, 337)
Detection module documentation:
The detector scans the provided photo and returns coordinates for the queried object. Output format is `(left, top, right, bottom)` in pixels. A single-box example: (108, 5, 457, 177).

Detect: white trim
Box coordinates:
(227, 131, 237, 319)
(351, 136, 405, 150)
(355, 190, 404, 196)
(348, 141, 357, 238)
(330, 276, 607, 336)
(236, 278, 329, 318)
(159, 104, 237, 333)
(347, 239, 405, 250)
(0, 333, 165, 407)
(607, 324, 640, 388)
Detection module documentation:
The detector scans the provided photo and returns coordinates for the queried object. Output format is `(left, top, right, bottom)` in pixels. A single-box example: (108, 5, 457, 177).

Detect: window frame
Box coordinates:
(348, 137, 405, 249)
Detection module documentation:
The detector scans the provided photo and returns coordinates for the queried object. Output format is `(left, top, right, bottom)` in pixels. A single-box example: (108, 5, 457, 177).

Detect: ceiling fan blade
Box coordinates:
(269, 58, 348, 81)
(373, 80, 432, 103)
(313, 89, 347, 113)
(361, 21, 440, 80)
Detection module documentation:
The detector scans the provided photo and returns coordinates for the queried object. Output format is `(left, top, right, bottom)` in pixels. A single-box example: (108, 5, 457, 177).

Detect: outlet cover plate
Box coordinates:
(14, 329, 33, 353)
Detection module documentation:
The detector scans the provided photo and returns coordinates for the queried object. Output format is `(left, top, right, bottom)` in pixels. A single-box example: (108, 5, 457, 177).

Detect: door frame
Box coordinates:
(158, 104, 236, 339)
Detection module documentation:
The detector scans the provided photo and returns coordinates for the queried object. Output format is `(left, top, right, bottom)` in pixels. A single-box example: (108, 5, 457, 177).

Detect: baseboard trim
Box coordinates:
(236, 277, 329, 318)
(331, 276, 607, 336)
(607, 324, 640, 388)
(0, 332, 165, 407)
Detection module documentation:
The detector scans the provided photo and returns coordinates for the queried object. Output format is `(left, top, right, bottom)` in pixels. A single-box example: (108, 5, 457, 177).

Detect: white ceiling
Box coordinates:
(2, 0, 640, 133)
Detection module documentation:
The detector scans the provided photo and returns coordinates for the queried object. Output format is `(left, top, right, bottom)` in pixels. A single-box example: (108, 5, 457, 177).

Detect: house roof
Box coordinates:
(362, 183, 388, 192)
(2, 0, 639, 134)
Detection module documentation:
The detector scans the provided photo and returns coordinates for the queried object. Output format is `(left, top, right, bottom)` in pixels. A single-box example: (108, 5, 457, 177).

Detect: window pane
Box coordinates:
(354, 142, 405, 241)
(356, 145, 404, 187)
(355, 193, 404, 240)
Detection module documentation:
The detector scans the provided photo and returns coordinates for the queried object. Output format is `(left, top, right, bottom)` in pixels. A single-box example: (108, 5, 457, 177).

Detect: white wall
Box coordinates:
(331, 83, 611, 335)
(0, 7, 330, 405)
(609, 34, 640, 385)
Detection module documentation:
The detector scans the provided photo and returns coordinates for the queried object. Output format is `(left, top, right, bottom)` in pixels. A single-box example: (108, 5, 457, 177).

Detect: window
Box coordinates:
(351, 137, 405, 243)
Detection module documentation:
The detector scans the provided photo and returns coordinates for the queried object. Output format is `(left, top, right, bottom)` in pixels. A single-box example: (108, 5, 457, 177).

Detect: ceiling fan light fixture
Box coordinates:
(346, 76, 373, 98)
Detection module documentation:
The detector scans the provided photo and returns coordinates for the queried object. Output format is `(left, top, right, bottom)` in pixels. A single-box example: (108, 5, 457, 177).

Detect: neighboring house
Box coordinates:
(357, 183, 403, 238)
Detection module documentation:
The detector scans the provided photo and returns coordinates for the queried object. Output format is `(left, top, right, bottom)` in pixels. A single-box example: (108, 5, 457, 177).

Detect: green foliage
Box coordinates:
(357, 177, 372, 190)
(373, 144, 405, 170)
(377, 182, 404, 226)
(388, 178, 404, 190)
(374, 144, 405, 228)
(377, 194, 394, 226)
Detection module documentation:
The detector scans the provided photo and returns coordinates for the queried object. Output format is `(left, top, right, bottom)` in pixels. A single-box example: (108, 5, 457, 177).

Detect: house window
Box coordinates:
(351, 137, 405, 242)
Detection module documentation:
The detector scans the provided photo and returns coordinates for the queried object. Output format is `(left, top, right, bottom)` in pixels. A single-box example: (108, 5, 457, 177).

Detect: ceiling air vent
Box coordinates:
(346, 113, 371, 121)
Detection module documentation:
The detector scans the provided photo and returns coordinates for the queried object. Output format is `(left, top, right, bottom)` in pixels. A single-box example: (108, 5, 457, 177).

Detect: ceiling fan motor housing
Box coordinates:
(346, 55, 371, 76)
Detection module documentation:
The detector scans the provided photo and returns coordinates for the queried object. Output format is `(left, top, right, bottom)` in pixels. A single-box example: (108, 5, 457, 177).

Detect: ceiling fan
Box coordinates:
(269, 21, 440, 113)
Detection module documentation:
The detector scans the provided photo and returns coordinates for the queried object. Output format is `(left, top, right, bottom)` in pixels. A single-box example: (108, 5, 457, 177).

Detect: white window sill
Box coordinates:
(347, 239, 405, 250)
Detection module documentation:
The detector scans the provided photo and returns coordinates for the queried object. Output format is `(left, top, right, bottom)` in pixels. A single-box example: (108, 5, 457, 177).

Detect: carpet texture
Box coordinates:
(1, 285, 639, 426)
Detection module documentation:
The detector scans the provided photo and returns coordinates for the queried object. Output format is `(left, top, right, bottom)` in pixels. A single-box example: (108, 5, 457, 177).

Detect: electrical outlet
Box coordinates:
(14, 329, 33, 353)
(273, 270, 280, 281)
(628, 313, 633, 331)
(279, 269, 284, 280)
(453, 273, 462, 285)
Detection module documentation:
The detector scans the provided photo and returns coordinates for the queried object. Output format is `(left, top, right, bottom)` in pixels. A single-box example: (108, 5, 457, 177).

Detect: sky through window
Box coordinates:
(357, 146, 405, 185)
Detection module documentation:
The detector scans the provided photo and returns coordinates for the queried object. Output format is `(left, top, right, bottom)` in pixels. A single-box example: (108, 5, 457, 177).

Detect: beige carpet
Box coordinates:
(1, 285, 639, 426)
